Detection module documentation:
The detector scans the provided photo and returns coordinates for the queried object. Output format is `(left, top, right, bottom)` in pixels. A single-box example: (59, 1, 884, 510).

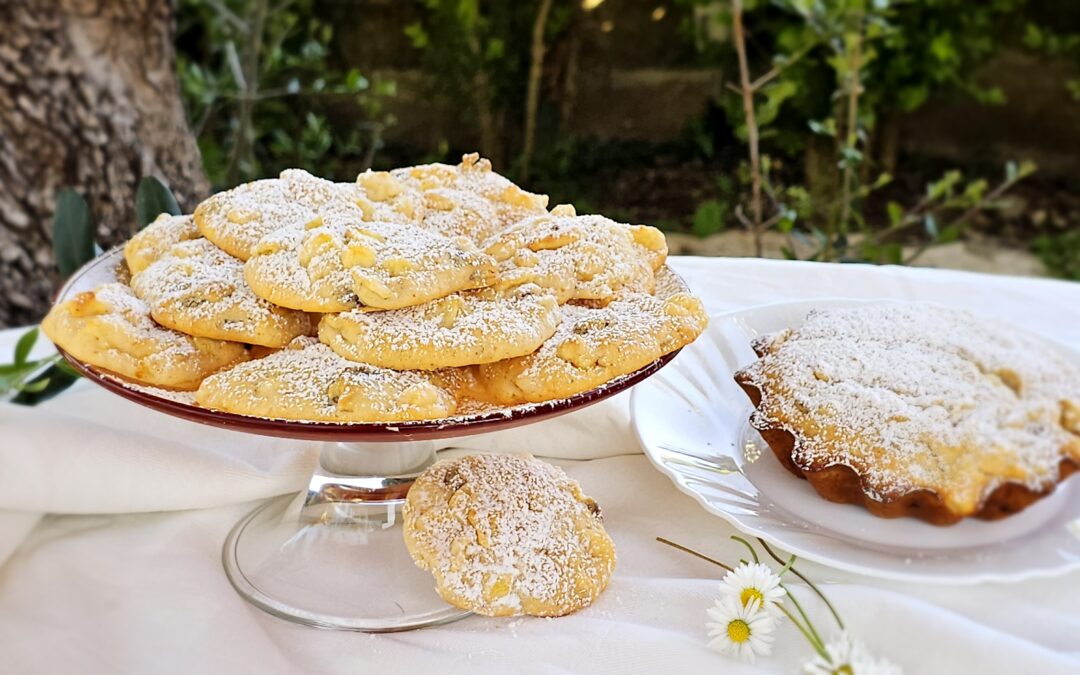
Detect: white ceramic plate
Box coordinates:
(631, 299, 1080, 584)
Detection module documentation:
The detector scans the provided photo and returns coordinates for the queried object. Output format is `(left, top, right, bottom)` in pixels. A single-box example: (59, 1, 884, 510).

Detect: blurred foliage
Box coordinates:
(177, 0, 395, 187)
(681, 0, 1040, 261)
(1022, 22, 1080, 100)
(403, 0, 577, 171)
(685, 0, 1035, 157)
(1034, 228, 1080, 280)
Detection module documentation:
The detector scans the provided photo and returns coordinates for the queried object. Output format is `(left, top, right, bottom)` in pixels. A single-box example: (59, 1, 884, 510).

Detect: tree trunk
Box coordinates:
(0, 0, 208, 329)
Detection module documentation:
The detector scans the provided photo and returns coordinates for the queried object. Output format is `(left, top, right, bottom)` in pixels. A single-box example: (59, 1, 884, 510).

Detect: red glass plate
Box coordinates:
(54, 248, 683, 442)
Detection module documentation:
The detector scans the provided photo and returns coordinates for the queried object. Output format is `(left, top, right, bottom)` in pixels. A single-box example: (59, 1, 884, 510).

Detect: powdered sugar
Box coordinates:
(741, 303, 1080, 512)
(404, 453, 614, 616)
(195, 337, 458, 422)
(319, 285, 560, 369)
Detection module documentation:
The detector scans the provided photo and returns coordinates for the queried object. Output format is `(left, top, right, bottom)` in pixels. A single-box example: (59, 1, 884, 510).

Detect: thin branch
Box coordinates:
(731, 0, 764, 257)
(749, 39, 819, 92)
(904, 175, 1021, 265)
(205, 0, 248, 32)
(520, 0, 555, 182)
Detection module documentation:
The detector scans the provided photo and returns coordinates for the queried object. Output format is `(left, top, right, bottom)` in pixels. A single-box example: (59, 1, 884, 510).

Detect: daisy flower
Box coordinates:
(803, 631, 904, 675)
(705, 595, 777, 663)
(719, 561, 787, 616)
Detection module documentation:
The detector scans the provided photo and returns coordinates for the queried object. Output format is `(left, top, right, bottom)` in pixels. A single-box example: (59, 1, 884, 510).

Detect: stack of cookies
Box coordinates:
(43, 154, 708, 423)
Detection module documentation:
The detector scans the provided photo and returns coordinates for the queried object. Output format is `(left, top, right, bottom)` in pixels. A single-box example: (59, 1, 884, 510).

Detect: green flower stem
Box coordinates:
(655, 537, 734, 573)
(776, 603, 829, 660)
(729, 535, 760, 564)
(781, 582, 824, 649)
(758, 537, 845, 630)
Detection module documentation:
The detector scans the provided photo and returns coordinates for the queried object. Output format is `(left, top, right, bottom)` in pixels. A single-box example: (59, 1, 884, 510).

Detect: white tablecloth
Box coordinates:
(1, 257, 1078, 674)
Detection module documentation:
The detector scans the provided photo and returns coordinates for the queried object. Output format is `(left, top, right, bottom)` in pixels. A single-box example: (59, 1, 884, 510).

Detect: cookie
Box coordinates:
(390, 153, 549, 236)
(193, 169, 352, 260)
(243, 204, 498, 312)
(418, 188, 504, 243)
(195, 337, 458, 422)
(470, 291, 707, 405)
(129, 239, 311, 347)
(123, 213, 201, 275)
(403, 453, 616, 617)
(318, 284, 560, 370)
(484, 212, 668, 305)
(41, 282, 248, 390)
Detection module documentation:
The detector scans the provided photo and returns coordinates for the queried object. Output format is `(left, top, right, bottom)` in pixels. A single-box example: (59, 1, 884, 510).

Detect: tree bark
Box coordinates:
(0, 0, 208, 329)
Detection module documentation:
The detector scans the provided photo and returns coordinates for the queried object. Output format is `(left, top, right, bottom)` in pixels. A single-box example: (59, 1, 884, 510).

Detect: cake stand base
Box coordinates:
(222, 440, 470, 632)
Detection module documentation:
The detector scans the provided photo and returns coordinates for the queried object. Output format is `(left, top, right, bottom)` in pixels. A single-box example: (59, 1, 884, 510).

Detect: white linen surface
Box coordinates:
(1, 256, 1078, 674)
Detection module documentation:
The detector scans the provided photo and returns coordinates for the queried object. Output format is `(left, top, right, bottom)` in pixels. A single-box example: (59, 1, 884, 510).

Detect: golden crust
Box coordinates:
(390, 153, 549, 239)
(123, 213, 201, 275)
(318, 284, 560, 370)
(403, 453, 615, 617)
(130, 239, 310, 347)
(484, 213, 668, 305)
(735, 304, 1080, 525)
(41, 283, 248, 391)
(469, 291, 707, 405)
(195, 337, 457, 422)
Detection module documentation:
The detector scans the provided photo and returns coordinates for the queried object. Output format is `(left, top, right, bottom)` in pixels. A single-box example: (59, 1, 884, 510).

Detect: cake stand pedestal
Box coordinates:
(222, 440, 464, 631)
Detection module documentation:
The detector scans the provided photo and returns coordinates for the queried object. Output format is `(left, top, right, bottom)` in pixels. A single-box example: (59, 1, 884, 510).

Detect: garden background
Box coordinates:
(1, 0, 1078, 328)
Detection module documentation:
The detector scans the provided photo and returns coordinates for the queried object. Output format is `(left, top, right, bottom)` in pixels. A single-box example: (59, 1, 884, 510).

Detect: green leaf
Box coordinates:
(14, 328, 38, 366)
(135, 176, 181, 230)
(692, 200, 728, 237)
(10, 365, 79, 406)
(924, 213, 939, 239)
(18, 378, 50, 394)
(53, 189, 96, 278)
(883, 243, 903, 265)
(54, 358, 83, 378)
(886, 201, 904, 226)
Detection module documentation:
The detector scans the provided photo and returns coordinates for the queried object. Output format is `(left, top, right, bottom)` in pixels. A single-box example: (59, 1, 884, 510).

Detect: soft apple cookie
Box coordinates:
(469, 291, 707, 405)
(194, 169, 354, 260)
(319, 284, 560, 370)
(244, 204, 497, 312)
(129, 239, 310, 347)
(195, 337, 458, 422)
(417, 188, 504, 243)
(123, 213, 202, 275)
(403, 453, 616, 617)
(484, 212, 668, 305)
(41, 282, 248, 390)
(390, 153, 549, 234)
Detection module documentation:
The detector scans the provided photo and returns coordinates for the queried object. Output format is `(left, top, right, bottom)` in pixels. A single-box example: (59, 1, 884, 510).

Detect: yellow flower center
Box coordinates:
(740, 587, 765, 608)
(832, 666, 854, 675)
(727, 619, 751, 643)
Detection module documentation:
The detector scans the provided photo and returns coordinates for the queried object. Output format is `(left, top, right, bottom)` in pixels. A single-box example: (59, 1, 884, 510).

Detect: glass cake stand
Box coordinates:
(52, 249, 683, 632)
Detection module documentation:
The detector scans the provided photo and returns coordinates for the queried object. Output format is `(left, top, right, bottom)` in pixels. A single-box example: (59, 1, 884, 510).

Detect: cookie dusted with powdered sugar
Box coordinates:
(388, 153, 549, 239)
(469, 290, 707, 405)
(484, 210, 668, 305)
(319, 284, 560, 370)
(403, 453, 616, 617)
(735, 303, 1080, 524)
(243, 203, 497, 312)
(42, 283, 248, 390)
(195, 337, 457, 422)
(123, 213, 202, 275)
(129, 239, 310, 347)
(194, 169, 359, 260)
